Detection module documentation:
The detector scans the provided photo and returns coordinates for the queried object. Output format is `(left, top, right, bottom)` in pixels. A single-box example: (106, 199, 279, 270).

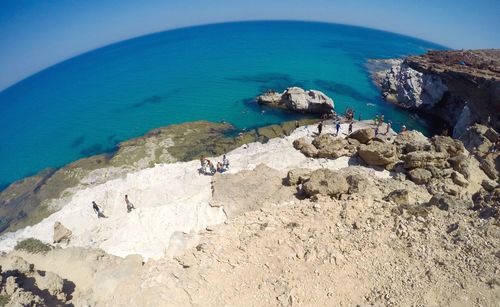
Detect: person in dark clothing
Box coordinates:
(125, 195, 136, 213)
(348, 121, 353, 134)
(317, 121, 323, 135)
(92, 201, 107, 218)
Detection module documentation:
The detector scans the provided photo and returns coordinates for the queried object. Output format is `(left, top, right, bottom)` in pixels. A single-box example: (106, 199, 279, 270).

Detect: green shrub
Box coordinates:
(14, 238, 52, 254)
(0, 294, 11, 306)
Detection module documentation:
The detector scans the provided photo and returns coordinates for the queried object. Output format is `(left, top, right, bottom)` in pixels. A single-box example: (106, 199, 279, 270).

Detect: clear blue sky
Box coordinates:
(1, 0, 499, 91)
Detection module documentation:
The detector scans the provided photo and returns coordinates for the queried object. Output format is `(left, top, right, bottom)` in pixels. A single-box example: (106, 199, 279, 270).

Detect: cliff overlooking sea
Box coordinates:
(370, 49, 500, 137)
(0, 32, 499, 305)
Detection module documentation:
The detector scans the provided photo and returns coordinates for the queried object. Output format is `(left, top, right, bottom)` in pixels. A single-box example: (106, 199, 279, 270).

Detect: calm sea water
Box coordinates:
(0, 21, 445, 187)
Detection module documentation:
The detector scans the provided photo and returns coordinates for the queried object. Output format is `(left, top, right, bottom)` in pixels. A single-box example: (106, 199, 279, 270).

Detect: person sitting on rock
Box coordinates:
(208, 161, 216, 175)
(216, 162, 224, 173)
(125, 195, 136, 213)
(92, 201, 107, 218)
(223, 155, 230, 169)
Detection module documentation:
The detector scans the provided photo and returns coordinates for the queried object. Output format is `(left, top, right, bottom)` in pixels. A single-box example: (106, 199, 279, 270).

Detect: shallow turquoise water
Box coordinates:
(0, 21, 445, 187)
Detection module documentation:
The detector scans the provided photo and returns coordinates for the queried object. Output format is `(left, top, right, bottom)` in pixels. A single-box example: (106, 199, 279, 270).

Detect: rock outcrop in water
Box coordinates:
(371, 49, 500, 137)
(257, 87, 334, 114)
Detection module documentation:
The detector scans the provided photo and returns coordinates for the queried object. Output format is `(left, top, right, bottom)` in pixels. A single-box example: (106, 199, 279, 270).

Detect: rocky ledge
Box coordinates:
(257, 87, 334, 114)
(0, 120, 498, 306)
(370, 49, 500, 137)
(0, 119, 318, 236)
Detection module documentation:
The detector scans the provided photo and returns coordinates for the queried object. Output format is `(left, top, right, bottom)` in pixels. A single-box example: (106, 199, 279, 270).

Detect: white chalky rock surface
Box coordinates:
(0, 122, 389, 259)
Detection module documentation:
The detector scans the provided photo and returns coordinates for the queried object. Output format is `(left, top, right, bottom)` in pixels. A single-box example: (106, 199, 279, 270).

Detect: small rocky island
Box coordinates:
(257, 87, 334, 114)
(371, 49, 500, 137)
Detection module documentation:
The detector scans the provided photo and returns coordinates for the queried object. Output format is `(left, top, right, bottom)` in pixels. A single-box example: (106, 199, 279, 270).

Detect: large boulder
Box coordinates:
(384, 189, 410, 206)
(431, 135, 465, 157)
(293, 137, 318, 157)
(479, 155, 499, 180)
(34, 271, 64, 297)
(286, 168, 312, 186)
(358, 142, 397, 166)
(451, 171, 468, 187)
(428, 193, 460, 211)
(302, 169, 349, 198)
(6, 288, 43, 306)
(53, 221, 72, 244)
(257, 87, 334, 114)
(408, 168, 432, 185)
(403, 151, 449, 169)
(312, 134, 349, 159)
(347, 128, 374, 144)
(345, 173, 368, 194)
(448, 154, 470, 178)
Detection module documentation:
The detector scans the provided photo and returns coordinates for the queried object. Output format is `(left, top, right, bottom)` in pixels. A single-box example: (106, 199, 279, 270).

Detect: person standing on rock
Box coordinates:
(125, 195, 136, 213)
(374, 126, 379, 136)
(358, 113, 362, 121)
(335, 121, 341, 136)
(295, 120, 299, 129)
(317, 121, 323, 135)
(401, 125, 407, 133)
(223, 155, 230, 169)
(92, 201, 107, 218)
(374, 115, 379, 126)
(348, 121, 353, 134)
(386, 121, 392, 134)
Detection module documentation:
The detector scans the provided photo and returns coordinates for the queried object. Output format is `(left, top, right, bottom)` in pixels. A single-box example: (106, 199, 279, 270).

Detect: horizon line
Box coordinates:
(0, 19, 452, 93)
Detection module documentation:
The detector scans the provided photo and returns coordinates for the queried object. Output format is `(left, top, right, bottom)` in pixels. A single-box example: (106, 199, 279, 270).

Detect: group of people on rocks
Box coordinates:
(91, 194, 136, 218)
(199, 154, 230, 175)
(316, 108, 400, 137)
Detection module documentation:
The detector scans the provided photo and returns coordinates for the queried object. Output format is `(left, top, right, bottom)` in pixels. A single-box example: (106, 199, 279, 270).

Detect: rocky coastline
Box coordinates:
(0, 52, 499, 305)
(0, 116, 498, 305)
(0, 119, 318, 235)
(370, 49, 500, 137)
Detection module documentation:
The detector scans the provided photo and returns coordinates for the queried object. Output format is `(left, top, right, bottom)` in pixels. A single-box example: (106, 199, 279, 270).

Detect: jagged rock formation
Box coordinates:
(0, 255, 72, 306)
(257, 87, 334, 114)
(53, 222, 72, 244)
(372, 49, 500, 137)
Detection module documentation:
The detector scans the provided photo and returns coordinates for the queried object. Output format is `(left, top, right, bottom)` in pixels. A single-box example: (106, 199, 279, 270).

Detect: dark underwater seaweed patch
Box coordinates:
(79, 143, 104, 156)
(69, 135, 85, 149)
(227, 73, 306, 93)
(314, 79, 373, 102)
(130, 95, 163, 108)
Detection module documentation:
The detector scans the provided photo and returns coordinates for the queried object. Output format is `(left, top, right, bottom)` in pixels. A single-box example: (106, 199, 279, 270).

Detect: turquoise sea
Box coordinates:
(0, 21, 445, 188)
